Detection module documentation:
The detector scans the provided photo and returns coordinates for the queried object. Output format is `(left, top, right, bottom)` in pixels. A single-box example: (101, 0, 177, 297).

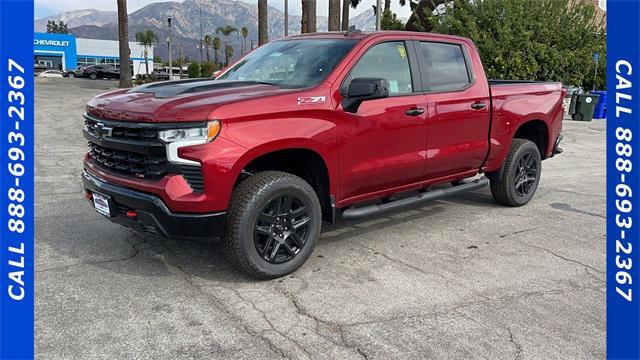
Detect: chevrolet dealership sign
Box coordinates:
(34, 39, 70, 47)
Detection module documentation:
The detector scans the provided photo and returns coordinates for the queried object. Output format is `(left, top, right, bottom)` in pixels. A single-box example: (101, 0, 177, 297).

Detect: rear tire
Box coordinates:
(489, 139, 542, 207)
(68, 73, 75, 78)
(224, 171, 322, 279)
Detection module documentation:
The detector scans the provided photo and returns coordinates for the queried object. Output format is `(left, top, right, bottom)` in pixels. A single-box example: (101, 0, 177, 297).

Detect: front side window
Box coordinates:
(349, 41, 413, 95)
(217, 39, 357, 88)
(418, 42, 470, 91)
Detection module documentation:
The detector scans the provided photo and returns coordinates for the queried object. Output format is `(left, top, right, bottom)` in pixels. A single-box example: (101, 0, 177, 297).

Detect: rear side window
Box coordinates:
(417, 42, 470, 91)
(349, 41, 413, 95)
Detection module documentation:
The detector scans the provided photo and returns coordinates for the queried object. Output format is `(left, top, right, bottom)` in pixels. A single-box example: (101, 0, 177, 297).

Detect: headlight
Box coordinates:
(158, 120, 220, 143)
(159, 120, 221, 166)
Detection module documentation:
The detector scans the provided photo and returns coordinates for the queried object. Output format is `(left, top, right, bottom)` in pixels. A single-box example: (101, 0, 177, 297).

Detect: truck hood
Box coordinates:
(86, 79, 293, 122)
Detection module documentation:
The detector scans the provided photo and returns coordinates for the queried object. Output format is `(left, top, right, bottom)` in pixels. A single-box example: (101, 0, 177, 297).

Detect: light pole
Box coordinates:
(284, 0, 288, 37)
(199, 4, 204, 64)
(168, 17, 173, 79)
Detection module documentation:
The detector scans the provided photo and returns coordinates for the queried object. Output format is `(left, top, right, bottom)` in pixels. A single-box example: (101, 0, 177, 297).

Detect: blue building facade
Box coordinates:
(33, 32, 152, 75)
(34, 32, 77, 70)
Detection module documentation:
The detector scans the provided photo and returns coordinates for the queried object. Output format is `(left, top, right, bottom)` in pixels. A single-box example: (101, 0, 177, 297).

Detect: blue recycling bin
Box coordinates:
(590, 90, 607, 119)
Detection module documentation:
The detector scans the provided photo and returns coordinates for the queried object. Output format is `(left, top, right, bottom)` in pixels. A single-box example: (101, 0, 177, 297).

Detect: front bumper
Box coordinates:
(82, 170, 226, 241)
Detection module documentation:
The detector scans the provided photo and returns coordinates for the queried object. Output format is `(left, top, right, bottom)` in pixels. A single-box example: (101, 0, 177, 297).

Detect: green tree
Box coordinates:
(240, 26, 249, 55)
(134, 29, 159, 77)
(153, 55, 162, 63)
(381, 10, 404, 30)
(187, 62, 201, 78)
(46, 20, 69, 34)
(216, 25, 238, 66)
(204, 35, 212, 62)
(421, 0, 605, 88)
(200, 62, 215, 77)
(213, 36, 222, 68)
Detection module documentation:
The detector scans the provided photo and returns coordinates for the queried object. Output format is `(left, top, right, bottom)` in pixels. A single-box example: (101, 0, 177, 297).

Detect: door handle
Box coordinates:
(471, 102, 487, 110)
(405, 107, 425, 116)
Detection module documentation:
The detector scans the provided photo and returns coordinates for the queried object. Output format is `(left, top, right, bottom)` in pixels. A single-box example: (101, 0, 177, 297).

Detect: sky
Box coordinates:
(34, 0, 413, 20)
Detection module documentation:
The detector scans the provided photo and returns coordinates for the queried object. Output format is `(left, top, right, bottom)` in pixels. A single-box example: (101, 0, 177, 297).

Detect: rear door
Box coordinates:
(415, 40, 491, 180)
(337, 40, 428, 200)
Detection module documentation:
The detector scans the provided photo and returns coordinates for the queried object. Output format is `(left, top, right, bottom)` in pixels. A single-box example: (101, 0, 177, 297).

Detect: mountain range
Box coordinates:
(35, 0, 378, 62)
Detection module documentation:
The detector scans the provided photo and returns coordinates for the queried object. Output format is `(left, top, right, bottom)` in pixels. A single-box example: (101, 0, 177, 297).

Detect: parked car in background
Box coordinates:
(81, 64, 120, 80)
(34, 63, 48, 76)
(38, 70, 64, 78)
(64, 65, 88, 78)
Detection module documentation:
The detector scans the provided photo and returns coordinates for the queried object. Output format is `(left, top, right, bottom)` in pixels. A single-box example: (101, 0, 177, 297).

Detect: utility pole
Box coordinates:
(179, 43, 184, 79)
(284, 0, 289, 37)
(199, 4, 204, 64)
(168, 17, 173, 79)
(375, 0, 381, 30)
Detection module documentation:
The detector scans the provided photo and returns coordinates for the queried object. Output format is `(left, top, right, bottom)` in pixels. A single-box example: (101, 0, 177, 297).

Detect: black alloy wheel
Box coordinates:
(224, 171, 321, 279)
(489, 138, 542, 207)
(513, 151, 538, 197)
(254, 194, 311, 264)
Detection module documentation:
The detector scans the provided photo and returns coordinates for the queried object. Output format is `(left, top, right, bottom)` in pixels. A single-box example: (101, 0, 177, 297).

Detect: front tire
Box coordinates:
(489, 139, 542, 207)
(224, 171, 322, 279)
(89, 73, 97, 80)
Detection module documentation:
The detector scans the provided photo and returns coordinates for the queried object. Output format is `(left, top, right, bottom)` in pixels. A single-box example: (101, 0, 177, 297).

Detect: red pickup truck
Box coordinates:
(82, 31, 564, 278)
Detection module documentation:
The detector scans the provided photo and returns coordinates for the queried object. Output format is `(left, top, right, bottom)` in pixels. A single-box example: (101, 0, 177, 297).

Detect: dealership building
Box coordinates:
(34, 32, 153, 76)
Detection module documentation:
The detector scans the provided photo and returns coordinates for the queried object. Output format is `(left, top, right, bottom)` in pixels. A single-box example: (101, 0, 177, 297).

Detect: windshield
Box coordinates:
(217, 39, 357, 88)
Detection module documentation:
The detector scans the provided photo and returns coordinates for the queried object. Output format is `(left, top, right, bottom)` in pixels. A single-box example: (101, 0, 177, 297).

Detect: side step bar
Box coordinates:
(341, 177, 489, 220)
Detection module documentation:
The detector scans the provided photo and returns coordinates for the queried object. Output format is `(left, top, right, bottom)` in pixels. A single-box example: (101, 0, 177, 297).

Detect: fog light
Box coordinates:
(126, 210, 137, 218)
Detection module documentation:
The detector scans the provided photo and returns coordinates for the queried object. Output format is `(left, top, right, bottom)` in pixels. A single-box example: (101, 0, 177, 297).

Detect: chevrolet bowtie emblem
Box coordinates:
(94, 122, 113, 137)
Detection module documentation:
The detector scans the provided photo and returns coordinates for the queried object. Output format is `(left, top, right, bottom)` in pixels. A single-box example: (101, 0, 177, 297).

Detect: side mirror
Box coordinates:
(342, 77, 390, 113)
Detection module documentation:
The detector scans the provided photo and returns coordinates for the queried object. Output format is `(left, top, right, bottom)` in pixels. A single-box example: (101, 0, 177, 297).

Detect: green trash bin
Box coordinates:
(569, 93, 600, 121)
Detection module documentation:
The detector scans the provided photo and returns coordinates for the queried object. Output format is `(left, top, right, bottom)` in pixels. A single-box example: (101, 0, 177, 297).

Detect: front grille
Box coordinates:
(84, 114, 206, 192)
(85, 117, 158, 142)
(89, 142, 168, 178)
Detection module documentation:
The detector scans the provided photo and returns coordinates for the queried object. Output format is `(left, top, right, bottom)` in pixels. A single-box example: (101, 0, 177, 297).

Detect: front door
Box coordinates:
(337, 41, 427, 200)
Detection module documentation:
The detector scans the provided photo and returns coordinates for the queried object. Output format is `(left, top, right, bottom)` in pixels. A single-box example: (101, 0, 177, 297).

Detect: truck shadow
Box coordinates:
(118, 188, 498, 283)
(40, 188, 496, 284)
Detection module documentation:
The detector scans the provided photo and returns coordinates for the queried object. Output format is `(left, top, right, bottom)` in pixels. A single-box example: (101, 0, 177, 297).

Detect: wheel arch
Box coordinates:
(513, 119, 550, 159)
(230, 140, 337, 222)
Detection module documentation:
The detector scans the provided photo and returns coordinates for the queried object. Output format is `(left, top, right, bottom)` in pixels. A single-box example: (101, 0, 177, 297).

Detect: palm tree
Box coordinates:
(302, 0, 317, 33)
(213, 36, 221, 68)
(258, 0, 268, 45)
(216, 25, 239, 66)
(341, 0, 361, 31)
(134, 29, 158, 77)
(328, 0, 340, 30)
(117, 0, 132, 87)
(240, 26, 249, 55)
(204, 35, 212, 62)
(225, 44, 234, 67)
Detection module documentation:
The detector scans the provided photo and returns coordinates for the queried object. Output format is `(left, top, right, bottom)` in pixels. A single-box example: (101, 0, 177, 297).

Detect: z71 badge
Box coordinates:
(297, 96, 326, 105)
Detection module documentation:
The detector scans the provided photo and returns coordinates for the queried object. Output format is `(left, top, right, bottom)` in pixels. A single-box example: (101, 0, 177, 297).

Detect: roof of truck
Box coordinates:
(284, 30, 471, 43)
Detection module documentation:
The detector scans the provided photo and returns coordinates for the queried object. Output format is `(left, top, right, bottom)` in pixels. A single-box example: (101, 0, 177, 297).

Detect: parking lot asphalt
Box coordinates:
(35, 77, 605, 359)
